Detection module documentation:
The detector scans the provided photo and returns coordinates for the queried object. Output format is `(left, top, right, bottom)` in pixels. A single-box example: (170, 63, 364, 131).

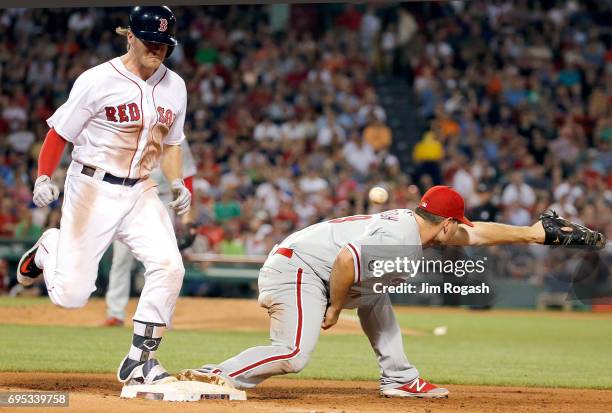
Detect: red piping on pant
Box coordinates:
(229, 268, 303, 378)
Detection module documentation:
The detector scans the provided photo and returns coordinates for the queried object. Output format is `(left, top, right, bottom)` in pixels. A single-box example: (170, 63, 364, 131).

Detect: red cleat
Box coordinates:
(381, 377, 449, 399)
(103, 317, 124, 327)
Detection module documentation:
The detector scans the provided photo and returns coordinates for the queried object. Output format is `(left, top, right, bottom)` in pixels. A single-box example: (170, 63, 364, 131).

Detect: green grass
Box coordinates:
(0, 297, 50, 307)
(0, 309, 611, 389)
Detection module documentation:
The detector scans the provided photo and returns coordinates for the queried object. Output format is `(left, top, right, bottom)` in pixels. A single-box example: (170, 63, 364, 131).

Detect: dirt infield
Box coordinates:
(2, 372, 612, 413)
(2, 297, 609, 332)
(0, 297, 430, 335)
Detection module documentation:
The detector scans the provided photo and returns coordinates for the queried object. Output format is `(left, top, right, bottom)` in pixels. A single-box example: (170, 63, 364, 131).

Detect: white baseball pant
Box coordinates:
(105, 193, 174, 321)
(105, 241, 133, 320)
(37, 161, 184, 326)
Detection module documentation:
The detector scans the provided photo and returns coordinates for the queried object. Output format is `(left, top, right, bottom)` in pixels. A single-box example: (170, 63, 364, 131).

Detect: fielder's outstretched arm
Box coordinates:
(322, 247, 355, 330)
(448, 221, 545, 246)
(449, 212, 606, 249)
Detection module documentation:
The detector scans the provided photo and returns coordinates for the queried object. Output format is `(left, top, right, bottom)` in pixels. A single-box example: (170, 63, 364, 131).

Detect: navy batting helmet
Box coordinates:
(129, 6, 178, 57)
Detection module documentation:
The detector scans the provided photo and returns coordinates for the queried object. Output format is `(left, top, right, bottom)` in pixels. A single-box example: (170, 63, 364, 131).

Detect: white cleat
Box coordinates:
(381, 377, 449, 399)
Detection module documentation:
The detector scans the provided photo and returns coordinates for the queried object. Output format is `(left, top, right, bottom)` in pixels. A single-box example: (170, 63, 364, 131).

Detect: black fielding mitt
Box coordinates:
(177, 223, 198, 251)
(540, 210, 606, 249)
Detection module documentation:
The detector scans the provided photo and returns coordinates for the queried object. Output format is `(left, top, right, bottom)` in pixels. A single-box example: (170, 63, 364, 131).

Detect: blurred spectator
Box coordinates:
(316, 111, 345, 147)
(219, 226, 245, 255)
(299, 168, 328, 194)
(7, 122, 35, 153)
(254, 117, 281, 142)
(343, 131, 376, 176)
(412, 130, 444, 184)
(0, 198, 17, 236)
(501, 172, 536, 210)
(14, 205, 43, 239)
(503, 201, 532, 226)
(363, 116, 392, 152)
(451, 154, 477, 208)
(214, 192, 241, 223)
(360, 5, 380, 57)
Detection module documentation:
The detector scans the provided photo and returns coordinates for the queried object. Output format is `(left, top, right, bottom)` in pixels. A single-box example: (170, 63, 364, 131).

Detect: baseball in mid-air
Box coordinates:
(368, 186, 389, 204)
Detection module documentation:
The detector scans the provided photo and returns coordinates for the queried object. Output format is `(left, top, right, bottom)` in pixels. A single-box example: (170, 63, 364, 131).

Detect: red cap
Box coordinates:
(418, 186, 474, 227)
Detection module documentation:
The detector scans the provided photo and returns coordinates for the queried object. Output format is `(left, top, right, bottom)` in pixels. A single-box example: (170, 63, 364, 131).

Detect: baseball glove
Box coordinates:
(540, 210, 606, 249)
(177, 223, 198, 251)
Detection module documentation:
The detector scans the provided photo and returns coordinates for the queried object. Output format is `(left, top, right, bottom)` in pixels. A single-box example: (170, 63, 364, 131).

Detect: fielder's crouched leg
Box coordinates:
(181, 266, 327, 389)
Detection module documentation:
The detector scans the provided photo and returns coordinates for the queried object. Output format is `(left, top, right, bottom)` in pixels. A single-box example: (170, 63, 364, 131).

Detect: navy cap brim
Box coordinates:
(131, 29, 177, 46)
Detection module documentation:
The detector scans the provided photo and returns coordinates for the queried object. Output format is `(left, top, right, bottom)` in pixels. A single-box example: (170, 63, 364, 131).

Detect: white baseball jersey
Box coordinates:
(47, 57, 187, 179)
(277, 209, 422, 283)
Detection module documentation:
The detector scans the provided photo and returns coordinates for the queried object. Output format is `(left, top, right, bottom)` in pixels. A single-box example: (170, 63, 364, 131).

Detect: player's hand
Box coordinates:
(168, 178, 191, 216)
(33, 175, 59, 207)
(321, 306, 341, 330)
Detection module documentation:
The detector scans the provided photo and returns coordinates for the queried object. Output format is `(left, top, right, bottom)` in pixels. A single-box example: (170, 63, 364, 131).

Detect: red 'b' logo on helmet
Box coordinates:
(158, 18, 168, 32)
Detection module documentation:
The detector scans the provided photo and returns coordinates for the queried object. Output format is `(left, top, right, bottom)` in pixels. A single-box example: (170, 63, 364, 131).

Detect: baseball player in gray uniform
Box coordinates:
(178, 185, 605, 398)
(104, 139, 197, 326)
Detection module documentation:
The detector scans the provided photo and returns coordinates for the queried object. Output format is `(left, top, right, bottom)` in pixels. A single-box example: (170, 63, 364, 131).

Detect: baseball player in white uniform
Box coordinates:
(179, 185, 604, 398)
(17, 6, 190, 387)
(104, 139, 197, 326)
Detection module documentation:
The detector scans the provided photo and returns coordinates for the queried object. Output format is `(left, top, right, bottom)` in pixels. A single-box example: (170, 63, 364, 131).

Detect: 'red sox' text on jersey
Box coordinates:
(47, 56, 187, 179)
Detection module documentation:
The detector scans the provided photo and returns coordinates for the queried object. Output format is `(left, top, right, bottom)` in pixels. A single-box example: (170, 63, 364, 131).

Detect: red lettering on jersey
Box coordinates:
(165, 109, 173, 126)
(127, 103, 140, 121)
(157, 106, 166, 124)
(105, 107, 117, 122)
(329, 215, 372, 224)
(380, 210, 400, 221)
(117, 104, 129, 122)
(157, 106, 175, 128)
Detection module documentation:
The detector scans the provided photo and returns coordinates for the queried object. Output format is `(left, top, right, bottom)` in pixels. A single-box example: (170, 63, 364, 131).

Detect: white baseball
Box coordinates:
(433, 326, 448, 336)
(368, 186, 389, 204)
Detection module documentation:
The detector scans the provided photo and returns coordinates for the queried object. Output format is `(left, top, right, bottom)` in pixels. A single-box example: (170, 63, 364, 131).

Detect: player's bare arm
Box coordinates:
(322, 247, 355, 330)
(447, 221, 545, 246)
(161, 144, 183, 182)
(447, 212, 605, 248)
(415, 187, 605, 249)
(162, 144, 191, 216)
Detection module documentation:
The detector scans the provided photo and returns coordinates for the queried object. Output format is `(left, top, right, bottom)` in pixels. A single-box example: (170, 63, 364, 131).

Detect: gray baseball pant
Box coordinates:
(215, 251, 419, 389)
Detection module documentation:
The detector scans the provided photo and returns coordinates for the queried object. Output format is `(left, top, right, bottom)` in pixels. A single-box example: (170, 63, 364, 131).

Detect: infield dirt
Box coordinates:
(2, 372, 612, 413)
(2, 297, 608, 332)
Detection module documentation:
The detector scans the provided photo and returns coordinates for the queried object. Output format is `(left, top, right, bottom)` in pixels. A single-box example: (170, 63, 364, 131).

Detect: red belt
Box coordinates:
(274, 247, 293, 258)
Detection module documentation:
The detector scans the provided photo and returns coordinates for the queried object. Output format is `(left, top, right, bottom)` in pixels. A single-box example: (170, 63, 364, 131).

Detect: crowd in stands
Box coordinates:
(402, 0, 611, 285)
(0, 2, 609, 293)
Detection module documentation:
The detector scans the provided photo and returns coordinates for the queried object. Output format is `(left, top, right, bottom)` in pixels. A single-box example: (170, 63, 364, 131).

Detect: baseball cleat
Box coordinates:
(381, 377, 449, 399)
(103, 317, 125, 327)
(117, 356, 177, 385)
(16, 228, 56, 286)
(177, 366, 236, 389)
